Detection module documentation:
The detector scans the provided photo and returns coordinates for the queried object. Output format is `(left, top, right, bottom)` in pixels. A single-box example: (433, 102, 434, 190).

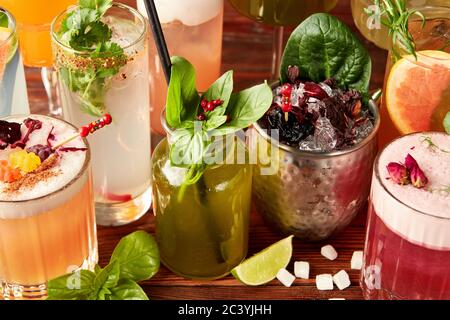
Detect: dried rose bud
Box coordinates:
(410, 166, 428, 188)
(287, 66, 300, 83)
(404, 153, 428, 188)
(387, 162, 410, 185)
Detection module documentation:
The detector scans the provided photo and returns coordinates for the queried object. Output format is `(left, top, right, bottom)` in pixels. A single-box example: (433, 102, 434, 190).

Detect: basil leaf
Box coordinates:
(215, 82, 272, 134)
(47, 270, 96, 300)
(108, 279, 149, 300)
(166, 57, 200, 128)
(205, 115, 227, 131)
(444, 112, 450, 134)
(169, 127, 206, 167)
(110, 230, 160, 282)
(0, 12, 8, 28)
(280, 13, 372, 93)
(92, 259, 120, 300)
(203, 70, 233, 119)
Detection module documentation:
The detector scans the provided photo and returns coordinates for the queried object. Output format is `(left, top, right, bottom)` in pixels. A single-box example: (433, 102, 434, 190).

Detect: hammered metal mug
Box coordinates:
(250, 100, 380, 241)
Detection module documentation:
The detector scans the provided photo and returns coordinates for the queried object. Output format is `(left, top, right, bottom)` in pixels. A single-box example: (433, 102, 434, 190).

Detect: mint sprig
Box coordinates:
(47, 230, 159, 300)
(166, 57, 273, 196)
(55, 0, 127, 117)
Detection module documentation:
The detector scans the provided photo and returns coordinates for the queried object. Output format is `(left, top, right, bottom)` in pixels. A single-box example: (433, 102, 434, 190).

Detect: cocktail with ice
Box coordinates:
(51, 1, 151, 226)
(0, 115, 97, 300)
(362, 132, 450, 299)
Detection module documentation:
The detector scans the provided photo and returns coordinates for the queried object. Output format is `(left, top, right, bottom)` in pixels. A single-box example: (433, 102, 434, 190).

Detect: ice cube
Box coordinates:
(276, 268, 295, 287)
(351, 251, 363, 270)
(273, 95, 283, 107)
(333, 270, 351, 290)
(316, 274, 334, 291)
(321, 244, 338, 261)
(354, 120, 374, 144)
(313, 117, 337, 151)
(298, 136, 319, 151)
(290, 83, 305, 107)
(294, 261, 310, 279)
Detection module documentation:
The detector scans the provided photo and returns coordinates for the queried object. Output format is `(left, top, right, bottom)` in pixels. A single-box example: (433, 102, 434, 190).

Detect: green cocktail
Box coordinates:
(152, 138, 252, 279)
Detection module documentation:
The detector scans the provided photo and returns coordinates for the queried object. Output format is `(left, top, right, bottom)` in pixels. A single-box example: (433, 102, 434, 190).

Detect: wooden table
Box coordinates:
(26, 0, 387, 300)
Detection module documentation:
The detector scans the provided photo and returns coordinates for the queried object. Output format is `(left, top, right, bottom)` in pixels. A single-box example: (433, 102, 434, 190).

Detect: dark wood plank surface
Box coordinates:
(26, 0, 387, 300)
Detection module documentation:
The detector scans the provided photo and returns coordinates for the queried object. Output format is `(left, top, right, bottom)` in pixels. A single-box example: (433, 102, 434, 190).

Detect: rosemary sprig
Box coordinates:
(366, 0, 425, 59)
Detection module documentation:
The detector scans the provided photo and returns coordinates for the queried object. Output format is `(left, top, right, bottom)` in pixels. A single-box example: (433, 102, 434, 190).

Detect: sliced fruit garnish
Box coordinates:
(104, 192, 132, 202)
(385, 50, 450, 134)
(0, 160, 21, 182)
(9, 150, 41, 173)
(231, 235, 293, 286)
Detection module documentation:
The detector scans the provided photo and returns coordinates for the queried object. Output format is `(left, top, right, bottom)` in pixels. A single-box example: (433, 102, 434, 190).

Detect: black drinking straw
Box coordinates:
(143, 0, 171, 84)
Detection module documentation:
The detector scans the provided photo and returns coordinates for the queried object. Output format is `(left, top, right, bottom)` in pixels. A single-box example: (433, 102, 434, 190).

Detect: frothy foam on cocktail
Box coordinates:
(372, 132, 450, 249)
(137, 0, 222, 26)
(0, 115, 87, 216)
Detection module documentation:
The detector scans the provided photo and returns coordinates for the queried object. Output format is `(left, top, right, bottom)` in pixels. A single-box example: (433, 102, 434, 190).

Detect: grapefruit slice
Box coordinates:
(385, 50, 450, 134)
(0, 27, 13, 80)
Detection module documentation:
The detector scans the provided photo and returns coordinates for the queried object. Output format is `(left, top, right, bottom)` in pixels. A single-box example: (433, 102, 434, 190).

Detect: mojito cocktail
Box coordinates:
(51, 2, 151, 226)
(0, 115, 97, 300)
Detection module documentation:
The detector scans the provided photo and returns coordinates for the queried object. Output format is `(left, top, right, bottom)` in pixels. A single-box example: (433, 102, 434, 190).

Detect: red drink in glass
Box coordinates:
(361, 132, 450, 300)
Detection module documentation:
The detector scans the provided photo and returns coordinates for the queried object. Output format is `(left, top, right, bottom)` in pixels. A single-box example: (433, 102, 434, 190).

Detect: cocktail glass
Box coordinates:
(0, 0, 76, 116)
(51, 3, 152, 226)
(152, 120, 252, 279)
(0, 115, 97, 300)
(378, 3, 450, 147)
(0, 7, 29, 116)
(228, 0, 338, 78)
(351, 0, 449, 50)
(136, 0, 224, 142)
(361, 132, 450, 299)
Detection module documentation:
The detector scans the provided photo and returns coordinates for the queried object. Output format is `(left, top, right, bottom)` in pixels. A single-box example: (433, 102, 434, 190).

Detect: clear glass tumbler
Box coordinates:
(51, 3, 152, 226)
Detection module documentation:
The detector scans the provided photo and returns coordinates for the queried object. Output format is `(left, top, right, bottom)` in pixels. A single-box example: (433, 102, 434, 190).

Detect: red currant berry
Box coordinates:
(197, 114, 206, 121)
(280, 83, 292, 97)
(213, 99, 223, 106)
(102, 114, 112, 125)
(79, 126, 90, 137)
(206, 101, 215, 112)
(200, 99, 208, 108)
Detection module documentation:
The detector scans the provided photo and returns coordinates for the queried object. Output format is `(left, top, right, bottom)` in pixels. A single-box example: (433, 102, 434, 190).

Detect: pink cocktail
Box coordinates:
(361, 132, 450, 300)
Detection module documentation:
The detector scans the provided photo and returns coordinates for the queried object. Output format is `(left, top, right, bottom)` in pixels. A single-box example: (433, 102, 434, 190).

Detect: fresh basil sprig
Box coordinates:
(47, 230, 160, 300)
(55, 0, 127, 117)
(167, 56, 272, 193)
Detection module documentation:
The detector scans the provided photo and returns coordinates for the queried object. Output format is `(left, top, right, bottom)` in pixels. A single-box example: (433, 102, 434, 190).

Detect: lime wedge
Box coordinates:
(231, 235, 294, 286)
(0, 27, 18, 63)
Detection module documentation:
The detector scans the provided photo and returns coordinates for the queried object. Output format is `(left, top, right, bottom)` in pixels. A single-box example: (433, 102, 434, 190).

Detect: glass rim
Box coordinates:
(0, 114, 91, 204)
(393, 5, 450, 66)
(50, 2, 147, 55)
(0, 7, 16, 48)
(373, 131, 450, 221)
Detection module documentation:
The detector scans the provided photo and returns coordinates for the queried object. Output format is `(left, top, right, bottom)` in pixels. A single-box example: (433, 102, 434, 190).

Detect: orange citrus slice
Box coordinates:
(385, 50, 450, 134)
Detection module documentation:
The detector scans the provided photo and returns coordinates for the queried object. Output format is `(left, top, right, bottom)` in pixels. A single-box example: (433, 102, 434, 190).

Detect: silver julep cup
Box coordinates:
(249, 99, 380, 241)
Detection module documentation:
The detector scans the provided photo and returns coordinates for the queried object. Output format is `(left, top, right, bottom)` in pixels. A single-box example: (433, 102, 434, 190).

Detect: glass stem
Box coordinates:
(41, 67, 61, 116)
(271, 26, 284, 80)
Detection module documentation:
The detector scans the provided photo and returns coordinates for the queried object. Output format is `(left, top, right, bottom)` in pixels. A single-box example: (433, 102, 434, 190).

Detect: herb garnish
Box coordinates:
(47, 230, 159, 300)
(55, 0, 127, 117)
(0, 11, 8, 28)
(167, 56, 272, 198)
(366, 0, 425, 59)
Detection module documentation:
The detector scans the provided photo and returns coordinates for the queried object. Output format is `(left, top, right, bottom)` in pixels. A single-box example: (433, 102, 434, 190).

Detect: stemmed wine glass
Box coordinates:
(228, 0, 339, 78)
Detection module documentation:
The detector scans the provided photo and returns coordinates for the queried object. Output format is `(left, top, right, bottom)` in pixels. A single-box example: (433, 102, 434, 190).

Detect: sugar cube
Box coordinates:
(333, 270, 351, 290)
(315, 274, 333, 290)
(294, 261, 310, 279)
(351, 251, 363, 270)
(276, 268, 295, 287)
(321, 245, 338, 261)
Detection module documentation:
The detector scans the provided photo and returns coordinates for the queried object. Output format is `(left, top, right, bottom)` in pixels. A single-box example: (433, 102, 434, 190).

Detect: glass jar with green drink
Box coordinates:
(152, 57, 272, 279)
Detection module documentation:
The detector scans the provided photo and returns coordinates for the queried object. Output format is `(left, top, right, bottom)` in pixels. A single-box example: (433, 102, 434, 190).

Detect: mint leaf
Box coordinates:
(110, 230, 160, 282)
(166, 57, 200, 128)
(203, 70, 233, 119)
(47, 270, 96, 300)
(444, 112, 450, 134)
(169, 127, 206, 167)
(0, 12, 8, 28)
(215, 82, 272, 134)
(108, 279, 149, 300)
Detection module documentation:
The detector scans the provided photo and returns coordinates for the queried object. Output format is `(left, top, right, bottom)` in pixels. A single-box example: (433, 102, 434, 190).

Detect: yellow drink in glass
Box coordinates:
(0, 0, 76, 67)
